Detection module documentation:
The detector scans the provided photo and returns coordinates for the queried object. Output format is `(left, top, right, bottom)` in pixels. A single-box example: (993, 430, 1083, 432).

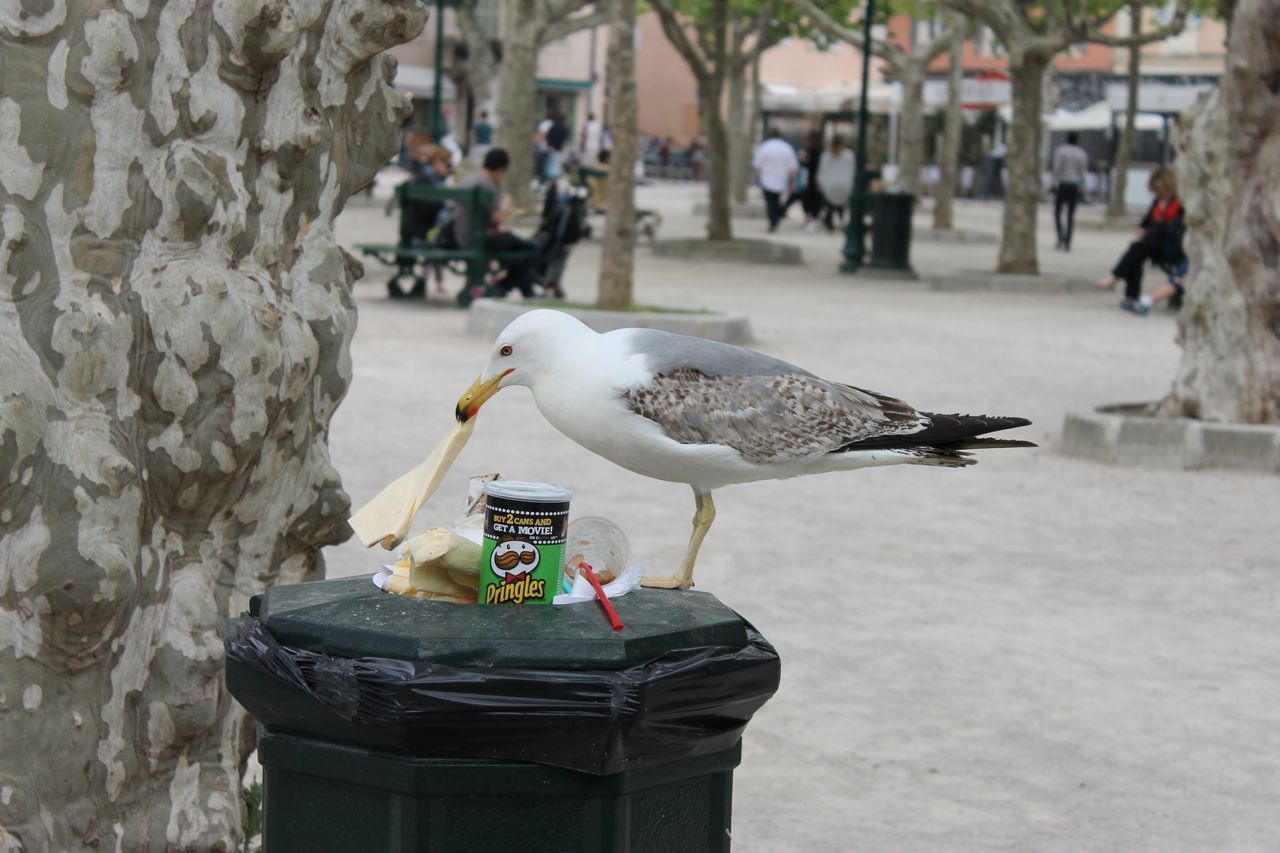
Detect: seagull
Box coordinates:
(455, 309, 1034, 589)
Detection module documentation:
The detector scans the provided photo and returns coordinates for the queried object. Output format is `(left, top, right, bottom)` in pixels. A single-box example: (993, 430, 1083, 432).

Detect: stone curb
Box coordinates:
(928, 270, 1096, 294)
(1060, 404, 1280, 472)
(912, 227, 999, 245)
(464, 299, 754, 344)
(650, 238, 803, 266)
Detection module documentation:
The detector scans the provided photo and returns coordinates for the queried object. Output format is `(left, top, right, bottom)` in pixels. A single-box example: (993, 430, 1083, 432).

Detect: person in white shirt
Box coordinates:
(580, 113, 603, 165)
(752, 129, 799, 233)
(1051, 131, 1090, 251)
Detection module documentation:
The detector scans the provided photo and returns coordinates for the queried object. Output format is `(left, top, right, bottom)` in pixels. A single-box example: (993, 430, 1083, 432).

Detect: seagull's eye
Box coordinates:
(499, 344, 513, 357)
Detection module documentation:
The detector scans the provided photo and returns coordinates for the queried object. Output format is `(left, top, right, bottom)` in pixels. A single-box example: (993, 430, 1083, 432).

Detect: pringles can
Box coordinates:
(479, 481, 571, 605)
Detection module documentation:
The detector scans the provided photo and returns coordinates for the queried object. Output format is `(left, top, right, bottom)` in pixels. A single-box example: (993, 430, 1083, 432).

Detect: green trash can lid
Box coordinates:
(251, 576, 750, 671)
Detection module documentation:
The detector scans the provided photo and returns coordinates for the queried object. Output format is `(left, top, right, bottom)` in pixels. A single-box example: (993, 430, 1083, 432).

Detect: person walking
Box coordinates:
(752, 129, 798, 234)
(816, 134, 855, 232)
(1051, 131, 1089, 251)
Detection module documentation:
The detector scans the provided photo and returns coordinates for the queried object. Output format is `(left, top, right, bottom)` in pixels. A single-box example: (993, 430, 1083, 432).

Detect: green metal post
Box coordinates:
(432, 0, 446, 141)
(840, 0, 875, 273)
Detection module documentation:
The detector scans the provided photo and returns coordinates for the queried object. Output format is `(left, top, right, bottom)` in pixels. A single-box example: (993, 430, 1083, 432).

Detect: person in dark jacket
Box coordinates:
(782, 129, 826, 230)
(1095, 166, 1186, 315)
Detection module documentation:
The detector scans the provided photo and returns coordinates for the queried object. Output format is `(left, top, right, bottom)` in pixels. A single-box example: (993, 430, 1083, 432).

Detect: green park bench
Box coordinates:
(355, 183, 538, 307)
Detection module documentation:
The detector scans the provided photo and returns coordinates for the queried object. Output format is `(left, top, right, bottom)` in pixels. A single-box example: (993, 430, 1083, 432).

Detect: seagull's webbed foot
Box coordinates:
(641, 490, 715, 591)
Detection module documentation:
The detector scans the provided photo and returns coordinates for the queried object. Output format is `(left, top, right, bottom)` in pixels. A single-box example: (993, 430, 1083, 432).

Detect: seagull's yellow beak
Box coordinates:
(455, 369, 513, 422)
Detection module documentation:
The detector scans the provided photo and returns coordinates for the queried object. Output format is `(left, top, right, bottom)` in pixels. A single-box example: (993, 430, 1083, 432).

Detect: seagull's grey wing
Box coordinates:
(623, 367, 927, 464)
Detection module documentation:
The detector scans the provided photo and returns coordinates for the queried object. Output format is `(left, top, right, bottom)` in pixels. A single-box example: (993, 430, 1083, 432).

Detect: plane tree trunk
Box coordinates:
(897, 61, 927, 196)
(597, 0, 638, 309)
(0, 2, 425, 849)
(1155, 0, 1280, 423)
(933, 16, 966, 230)
(1107, 1, 1143, 221)
(997, 48, 1052, 273)
(495, 1, 543, 210)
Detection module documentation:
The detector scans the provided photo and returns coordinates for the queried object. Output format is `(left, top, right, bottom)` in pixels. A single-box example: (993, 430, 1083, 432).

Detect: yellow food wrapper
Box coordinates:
(348, 419, 475, 550)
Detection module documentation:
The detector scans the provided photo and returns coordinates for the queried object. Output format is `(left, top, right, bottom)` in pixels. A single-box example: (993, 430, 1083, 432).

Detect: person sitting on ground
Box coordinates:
(1095, 166, 1186, 315)
(1051, 131, 1089, 251)
(817, 134, 855, 232)
(447, 148, 541, 298)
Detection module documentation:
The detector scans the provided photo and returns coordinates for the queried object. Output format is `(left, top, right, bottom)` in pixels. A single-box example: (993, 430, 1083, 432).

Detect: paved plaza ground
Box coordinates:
(324, 182, 1278, 851)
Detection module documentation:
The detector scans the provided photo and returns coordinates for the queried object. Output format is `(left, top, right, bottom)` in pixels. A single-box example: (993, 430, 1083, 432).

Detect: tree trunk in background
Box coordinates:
(703, 81, 734, 240)
(456, 2, 500, 113)
(751, 48, 765, 183)
(1155, 1, 1280, 423)
(496, 1, 541, 210)
(897, 62, 926, 196)
(933, 17, 965, 229)
(0, 2, 424, 849)
(729, 62, 751, 204)
(1107, 1, 1143, 221)
(701, 0, 733, 241)
(997, 51, 1051, 274)
(597, 0, 638, 309)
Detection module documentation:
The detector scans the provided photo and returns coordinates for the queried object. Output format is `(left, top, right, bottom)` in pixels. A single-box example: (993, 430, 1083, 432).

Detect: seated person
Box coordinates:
(390, 144, 454, 299)
(399, 144, 452, 247)
(1095, 166, 1186, 315)
(448, 148, 538, 298)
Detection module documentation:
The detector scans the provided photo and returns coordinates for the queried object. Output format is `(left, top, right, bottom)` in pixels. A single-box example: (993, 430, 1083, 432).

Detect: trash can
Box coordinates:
(226, 576, 781, 853)
(867, 192, 916, 274)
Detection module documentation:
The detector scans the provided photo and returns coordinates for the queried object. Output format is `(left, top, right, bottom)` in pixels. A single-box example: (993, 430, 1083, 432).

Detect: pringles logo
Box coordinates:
(485, 537, 545, 604)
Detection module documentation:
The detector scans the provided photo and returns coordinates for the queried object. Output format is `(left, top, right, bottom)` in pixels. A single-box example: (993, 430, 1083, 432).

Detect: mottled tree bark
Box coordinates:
(597, 0, 637, 309)
(0, 2, 424, 849)
(897, 62, 926, 196)
(933, 16, 965, 230)
(1107, 1, 1143, 221)
(1155, 0, 1280, 424)
(998, 49, 1052, 273)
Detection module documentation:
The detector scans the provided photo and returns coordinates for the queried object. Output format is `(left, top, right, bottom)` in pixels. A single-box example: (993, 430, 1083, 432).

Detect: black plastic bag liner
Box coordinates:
(226, 612, 780, 776)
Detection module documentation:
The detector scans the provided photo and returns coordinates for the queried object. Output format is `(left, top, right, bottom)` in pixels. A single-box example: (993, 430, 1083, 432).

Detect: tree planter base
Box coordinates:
(692, 200, 767, 219)
(466, 299, 754, 344)
(928, 270, 1095, 293)
(650, 238, 802, 266)
(1061, 404, 1280, 471)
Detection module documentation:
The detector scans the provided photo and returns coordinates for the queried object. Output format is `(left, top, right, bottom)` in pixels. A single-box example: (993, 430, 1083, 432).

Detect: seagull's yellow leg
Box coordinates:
(643, 490, 715, 590)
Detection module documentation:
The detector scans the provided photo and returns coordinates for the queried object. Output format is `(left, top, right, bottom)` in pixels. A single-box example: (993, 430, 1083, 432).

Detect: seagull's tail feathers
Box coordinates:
(837, 413, 1036, 454)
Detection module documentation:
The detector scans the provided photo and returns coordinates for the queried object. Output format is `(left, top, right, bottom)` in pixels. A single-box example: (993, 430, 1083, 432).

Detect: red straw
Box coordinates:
(578, 562, 623, 631)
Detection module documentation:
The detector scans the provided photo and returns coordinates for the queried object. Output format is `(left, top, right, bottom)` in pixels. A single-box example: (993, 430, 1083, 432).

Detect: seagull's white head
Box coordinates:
(455, 309, 594, 422)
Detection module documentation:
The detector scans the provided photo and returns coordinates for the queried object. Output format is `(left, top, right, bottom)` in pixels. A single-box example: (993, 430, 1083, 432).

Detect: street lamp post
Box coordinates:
(431, 0, 447, 141)
(840, 0, 875, 273)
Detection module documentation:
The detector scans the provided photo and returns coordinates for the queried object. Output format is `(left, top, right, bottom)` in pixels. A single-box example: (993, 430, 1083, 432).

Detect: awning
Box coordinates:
(536, 77, 593, 91)
(761, 81, 899, 115)
(393, 64, 458, 100)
